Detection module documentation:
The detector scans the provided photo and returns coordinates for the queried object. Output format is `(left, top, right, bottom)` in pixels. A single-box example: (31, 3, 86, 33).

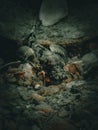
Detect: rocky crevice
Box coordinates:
(0, 38, 98, 130)
(0, 0, 98, 130)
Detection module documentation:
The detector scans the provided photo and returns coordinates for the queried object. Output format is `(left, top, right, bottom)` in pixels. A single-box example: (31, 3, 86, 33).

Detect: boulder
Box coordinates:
(39, 0, 68, 26)
(0, 0, 98, 45)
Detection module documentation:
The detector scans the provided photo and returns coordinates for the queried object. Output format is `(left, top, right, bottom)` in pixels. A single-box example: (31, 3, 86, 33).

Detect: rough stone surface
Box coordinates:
(39, 0, 68, 26)
(0, 0, 98, 44)
(0, 1, 98, 130)
(37, 0, 98, 45)
(0, 76, 98, 130)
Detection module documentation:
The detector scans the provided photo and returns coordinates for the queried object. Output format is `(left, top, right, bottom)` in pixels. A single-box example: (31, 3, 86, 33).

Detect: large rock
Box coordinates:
(0, 0, 98, 45)
(39, 0, 68, 26)
(37, 1, 98, 45)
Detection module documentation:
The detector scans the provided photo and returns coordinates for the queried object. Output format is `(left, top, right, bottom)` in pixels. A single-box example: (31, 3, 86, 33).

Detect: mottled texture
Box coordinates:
(0, 0, 98, 44)
(39, 0, 68, 26)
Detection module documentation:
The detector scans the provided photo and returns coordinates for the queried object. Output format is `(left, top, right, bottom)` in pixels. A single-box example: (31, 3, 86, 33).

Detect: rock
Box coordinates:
(18, 79, 32, 86)
(64, 63, 80, 76)
(50, 65, 67, 84)
(17, 63, 36, 86)
(19, 63, 33, 79)
(38, 85, 59, 96)
(30, 93, 45, 102)
(17, 46, 35, 61)
(66, 80, 85, 89)
(35, 103, 53, 113)
(37, 1, 98, 45)
(39, 0, 68, 26)
(48, 85, 60, 94)
(4, 62, 36, 86)
(82, 51, 98, 66)
(17, 87, 34, 100)
(0, 0, 98, 45)
(76, 50, 98, 75)
(34, 84, 42, 90)
(49, 44, 68, 63)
